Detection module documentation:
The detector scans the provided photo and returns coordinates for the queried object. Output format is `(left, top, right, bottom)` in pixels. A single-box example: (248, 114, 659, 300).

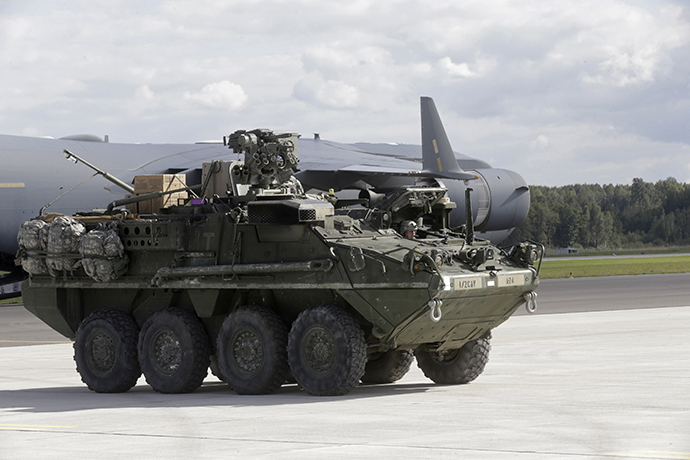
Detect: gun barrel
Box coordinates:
(106, 185, 201, 214)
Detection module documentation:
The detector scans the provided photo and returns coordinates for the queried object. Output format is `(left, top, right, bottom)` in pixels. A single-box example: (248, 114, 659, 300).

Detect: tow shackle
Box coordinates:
(523, 291, 538, 314)
(428, 299, 443, 322)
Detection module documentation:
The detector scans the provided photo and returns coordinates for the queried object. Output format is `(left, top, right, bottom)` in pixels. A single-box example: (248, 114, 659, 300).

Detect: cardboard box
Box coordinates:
(132, 174, 187, 194)
(126, 174, 187, 214)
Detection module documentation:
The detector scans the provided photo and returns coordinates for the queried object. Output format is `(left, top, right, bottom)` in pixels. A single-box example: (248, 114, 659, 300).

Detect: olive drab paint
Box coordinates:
(19, 129, 542, 396)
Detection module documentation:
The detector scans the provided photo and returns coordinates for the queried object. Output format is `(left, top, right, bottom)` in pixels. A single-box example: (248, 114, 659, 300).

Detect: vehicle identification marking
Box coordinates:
(453, 277, 482, 290)
(0, 183, 25, 188)
(498, 273, 526, 287)
(203, 232, 215, 250)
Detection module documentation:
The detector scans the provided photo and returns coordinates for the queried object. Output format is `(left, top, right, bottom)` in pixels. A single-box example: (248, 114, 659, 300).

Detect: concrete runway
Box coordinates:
(1, 274, 689, 459)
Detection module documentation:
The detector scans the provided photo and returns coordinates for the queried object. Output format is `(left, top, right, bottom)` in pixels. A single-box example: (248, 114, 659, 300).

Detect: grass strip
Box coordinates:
(539, 255, 690, 279)
(0, 297, 22, 305)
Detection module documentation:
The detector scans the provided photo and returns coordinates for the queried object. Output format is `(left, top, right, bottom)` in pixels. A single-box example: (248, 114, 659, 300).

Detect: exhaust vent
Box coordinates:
(248, 200, 334, 224)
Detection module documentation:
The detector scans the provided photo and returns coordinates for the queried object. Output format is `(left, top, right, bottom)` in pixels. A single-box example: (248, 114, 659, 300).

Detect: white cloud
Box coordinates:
(439, 58, 476, 78)
(530, 135, 549, 150)
(438, 56, 497, 78)
(0, 0, 689, 185)
(135, 85, 155, 100)
(183, 81, 248, 110)
(293, 74, 359, 109)
(316, 81, 359, 108)
(542, 4, 690, 88)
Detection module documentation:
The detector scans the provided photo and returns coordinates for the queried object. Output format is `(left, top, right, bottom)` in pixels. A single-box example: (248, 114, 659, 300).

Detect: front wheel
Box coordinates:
(361, 349, 414, 384)
(74, 309, 141, 393)
(414, 338, 491, 385)
(287, 305, 366, 396)
(138, 307, 211, 394)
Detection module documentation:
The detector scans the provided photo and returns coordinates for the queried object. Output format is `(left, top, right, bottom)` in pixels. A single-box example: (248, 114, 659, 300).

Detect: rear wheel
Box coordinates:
(361, 349, 414, 384)
(287, 305, 366, 396)
(414, 338, 491, 385)
(74, 309, 141, 393)
(216, 305, 289, 395)
(138, 307, 211, 394)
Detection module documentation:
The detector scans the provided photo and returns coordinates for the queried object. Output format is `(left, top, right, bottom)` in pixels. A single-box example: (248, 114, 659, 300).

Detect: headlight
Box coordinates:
(526, 245, 542, 265)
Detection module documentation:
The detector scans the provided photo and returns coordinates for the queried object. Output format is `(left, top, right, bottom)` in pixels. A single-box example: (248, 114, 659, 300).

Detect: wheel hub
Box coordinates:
(430, 348, 460, 365)
(302, 326, 336, 376)
(150, 328, 182, 375)
(231, 328, 263, 376)
(86, 329, 116, 374)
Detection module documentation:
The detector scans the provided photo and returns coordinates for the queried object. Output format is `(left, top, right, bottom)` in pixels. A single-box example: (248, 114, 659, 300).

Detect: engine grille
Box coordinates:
(248, 199, 333, 225)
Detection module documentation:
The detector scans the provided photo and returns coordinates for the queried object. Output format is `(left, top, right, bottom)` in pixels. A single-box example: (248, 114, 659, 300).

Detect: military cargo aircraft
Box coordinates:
(0, 97, 529, 298)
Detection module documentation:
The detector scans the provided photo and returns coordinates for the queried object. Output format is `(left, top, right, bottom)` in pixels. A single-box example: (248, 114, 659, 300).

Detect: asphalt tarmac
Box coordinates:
(1, 274, 689, 459)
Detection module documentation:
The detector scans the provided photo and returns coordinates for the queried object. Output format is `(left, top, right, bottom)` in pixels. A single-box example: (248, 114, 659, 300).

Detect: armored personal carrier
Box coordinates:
(17, 129, 542, 396)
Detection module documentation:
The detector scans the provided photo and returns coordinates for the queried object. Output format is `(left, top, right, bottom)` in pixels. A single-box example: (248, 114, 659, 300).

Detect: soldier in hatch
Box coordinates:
(400, 220, 417, 239)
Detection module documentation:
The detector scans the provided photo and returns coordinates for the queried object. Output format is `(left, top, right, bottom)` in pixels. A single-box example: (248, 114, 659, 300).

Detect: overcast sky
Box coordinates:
(1, 0, 689, 186)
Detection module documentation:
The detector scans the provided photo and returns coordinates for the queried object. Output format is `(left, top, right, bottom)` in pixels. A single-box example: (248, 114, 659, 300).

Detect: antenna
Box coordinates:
(63, 149, 134, 194)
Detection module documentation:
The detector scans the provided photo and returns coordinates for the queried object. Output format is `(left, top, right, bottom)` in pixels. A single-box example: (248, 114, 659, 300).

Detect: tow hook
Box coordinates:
(428, 299, 443, 322)
(523, 292, 538, 314)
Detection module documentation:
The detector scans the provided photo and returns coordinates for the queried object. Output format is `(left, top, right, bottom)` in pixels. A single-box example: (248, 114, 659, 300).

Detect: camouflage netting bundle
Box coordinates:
(17, 219, 49, 275)
(46, 216, 85, 275)
(79, 223, 128, 282)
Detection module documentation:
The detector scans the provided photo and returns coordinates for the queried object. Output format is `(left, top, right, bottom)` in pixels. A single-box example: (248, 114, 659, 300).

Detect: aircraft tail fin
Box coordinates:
(421, 97, 477, 181)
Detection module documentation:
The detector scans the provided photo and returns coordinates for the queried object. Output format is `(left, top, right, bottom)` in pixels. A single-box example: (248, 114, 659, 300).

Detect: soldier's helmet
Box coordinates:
(400, 220, 417, 232)
(400, 220, 417, 236)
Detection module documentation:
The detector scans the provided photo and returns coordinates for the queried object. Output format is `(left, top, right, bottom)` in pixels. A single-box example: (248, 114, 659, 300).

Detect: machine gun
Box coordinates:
(223, 129, 299, 192)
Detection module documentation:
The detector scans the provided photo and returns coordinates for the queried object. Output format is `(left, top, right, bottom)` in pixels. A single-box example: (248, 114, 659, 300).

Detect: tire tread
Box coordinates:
(415, 338, 491, 385)
(74, 309, 141, 393)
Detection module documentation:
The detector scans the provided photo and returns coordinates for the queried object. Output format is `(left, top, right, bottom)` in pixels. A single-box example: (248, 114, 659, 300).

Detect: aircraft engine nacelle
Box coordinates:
(443, 168, 530, 233)
(358, 189, 387, 207)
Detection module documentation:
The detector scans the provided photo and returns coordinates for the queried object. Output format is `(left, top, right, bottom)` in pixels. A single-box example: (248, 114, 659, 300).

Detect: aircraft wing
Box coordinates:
(0, 96, 531, 283)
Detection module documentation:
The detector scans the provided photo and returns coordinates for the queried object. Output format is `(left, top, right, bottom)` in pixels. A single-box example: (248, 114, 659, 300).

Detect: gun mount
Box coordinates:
(223, 129, 299, 192)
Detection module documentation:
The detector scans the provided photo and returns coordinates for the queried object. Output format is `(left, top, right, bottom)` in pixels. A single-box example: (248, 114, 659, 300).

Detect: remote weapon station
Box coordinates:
(17, 129, 542, 396)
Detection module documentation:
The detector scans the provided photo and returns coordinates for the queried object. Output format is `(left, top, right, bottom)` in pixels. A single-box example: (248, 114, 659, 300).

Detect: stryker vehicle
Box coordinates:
(17, 129, 542, 396)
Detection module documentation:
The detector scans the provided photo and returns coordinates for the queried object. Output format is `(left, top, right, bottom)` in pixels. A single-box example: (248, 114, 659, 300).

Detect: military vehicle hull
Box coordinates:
(23, 221, 534, 344)
(18, 129, 541, 396)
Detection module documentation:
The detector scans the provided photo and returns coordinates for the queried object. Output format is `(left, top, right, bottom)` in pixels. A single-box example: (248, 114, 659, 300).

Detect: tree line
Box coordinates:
(503, 177, 690, 249)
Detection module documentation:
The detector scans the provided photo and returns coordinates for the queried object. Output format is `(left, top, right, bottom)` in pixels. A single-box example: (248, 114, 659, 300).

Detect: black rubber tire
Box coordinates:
(138, 307, 211, 394)
(361, 349, 414, 384)
(287, 305, 366, 396)
(414, 338, 491, 385)
(74, 309, 141, 393)
(216, 305, 289, 395)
